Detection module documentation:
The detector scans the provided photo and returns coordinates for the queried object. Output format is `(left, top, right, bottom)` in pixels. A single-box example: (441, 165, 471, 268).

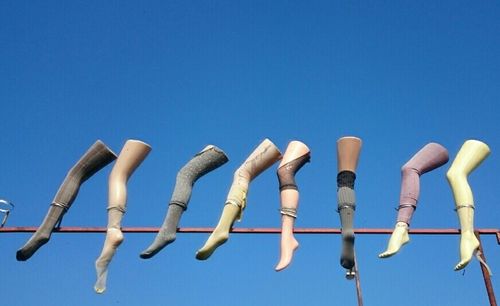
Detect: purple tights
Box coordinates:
(397, 143, 449, 225)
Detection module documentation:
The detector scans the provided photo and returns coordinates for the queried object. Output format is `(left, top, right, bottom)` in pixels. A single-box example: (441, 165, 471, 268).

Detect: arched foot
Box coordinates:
(454, 231, 480, 271)
(275, 235, 299, 272)
(379, 222, 410, 258)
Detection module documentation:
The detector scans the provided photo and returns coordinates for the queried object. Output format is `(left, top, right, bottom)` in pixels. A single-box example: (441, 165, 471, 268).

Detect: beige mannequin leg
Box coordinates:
(275, 141, 310, 271)
(337, 137, 362, 172)
(196, 139, 282, 260)
(378, 222, 410, 258)
(95, 140, 151, 293)
(446, 140, 490, 271)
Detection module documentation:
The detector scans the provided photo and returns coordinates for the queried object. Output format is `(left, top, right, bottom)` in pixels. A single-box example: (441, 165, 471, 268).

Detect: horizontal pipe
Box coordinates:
(0, 227, 499, 236)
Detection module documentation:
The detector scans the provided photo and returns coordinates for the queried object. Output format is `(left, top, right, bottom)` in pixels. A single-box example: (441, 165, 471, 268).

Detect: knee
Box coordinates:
(446, 168, 465, 184)
(401, 165, 419, 177)
(277, 166, 297, 191)
(109, 171, 128, 185)
(176, 167, 195, 185)
(234, 167, 251, 182)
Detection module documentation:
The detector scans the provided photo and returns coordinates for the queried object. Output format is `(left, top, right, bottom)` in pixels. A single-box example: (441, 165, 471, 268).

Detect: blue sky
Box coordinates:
(1, 1, 499, 305)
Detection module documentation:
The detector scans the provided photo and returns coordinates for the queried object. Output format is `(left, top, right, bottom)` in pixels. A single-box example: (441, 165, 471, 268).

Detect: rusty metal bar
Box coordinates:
(475, 232, 497, 306)
(353, 250, 363, 306)
(1, 226, 498, 305)
(1, 227, 499, 234)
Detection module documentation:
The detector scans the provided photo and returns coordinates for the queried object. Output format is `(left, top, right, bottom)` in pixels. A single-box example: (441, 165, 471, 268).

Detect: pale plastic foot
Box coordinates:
(94, 228, 124, 294)
(379, 223, 410, 258)
(195, 229, 229, 260)
(275, 235, 299, 272)
(454, 231, 480, 271)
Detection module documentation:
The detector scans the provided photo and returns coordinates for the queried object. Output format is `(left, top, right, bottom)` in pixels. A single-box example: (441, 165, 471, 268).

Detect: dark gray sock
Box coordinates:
(338, 187, 356, 269)
(16, 140, 117, 261)
(140, 145, 228, 259)
(337, 170, 357, 270)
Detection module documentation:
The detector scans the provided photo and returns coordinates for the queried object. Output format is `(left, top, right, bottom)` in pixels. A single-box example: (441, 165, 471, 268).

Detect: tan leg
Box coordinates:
(95, 140, 151, 293)
(275, 141, 310, 271)
(337, 136, 362, 172)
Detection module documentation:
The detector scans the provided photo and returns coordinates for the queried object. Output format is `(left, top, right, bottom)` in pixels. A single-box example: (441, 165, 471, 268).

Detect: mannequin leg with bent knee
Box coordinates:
(196, 138, 282, 260)
(94, 140, 151, 293)
(16, 140, 117, 261)
(275, 141, 310, 271)
(140, 145, 229, 259)
(446, 140, 490, 272)
(336, 137, 362, 272)
(379, 143, 449, 258)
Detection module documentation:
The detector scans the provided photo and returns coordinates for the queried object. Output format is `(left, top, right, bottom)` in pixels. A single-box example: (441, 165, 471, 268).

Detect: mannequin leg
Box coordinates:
(94, 209, 124, 293)
(275, 141, 310, 271)
(16, 140, 116, 261)
(94, 140, 151, 293)
(196, 139, 282, 260)
(336, 137, 362, 270)
(446, 140, 490, 271)
(195, 204, 240, 260)
(140, 145, 228, 259)
(380, 143, 449, 258)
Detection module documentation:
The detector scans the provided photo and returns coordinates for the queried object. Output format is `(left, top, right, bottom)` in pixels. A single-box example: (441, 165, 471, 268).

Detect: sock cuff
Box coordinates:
(337, 171, 356, 188)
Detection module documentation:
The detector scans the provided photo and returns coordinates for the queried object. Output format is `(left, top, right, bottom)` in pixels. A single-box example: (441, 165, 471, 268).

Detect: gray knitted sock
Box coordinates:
(338, 187, 356, 269)
(16, 140, 116, 261)
(140, 145, 228, 259)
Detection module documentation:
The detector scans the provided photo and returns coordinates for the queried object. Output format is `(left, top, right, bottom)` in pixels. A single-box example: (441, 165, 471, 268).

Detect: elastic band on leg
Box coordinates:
(279, 207, 297, 218)
(107, 206, 126, 214)
(337, 203, 356, 213)
(454, 204, 475, 211)
(51, 201, 70, 211)
(395, 203, 417, 211)
(169, 201, 188, 211)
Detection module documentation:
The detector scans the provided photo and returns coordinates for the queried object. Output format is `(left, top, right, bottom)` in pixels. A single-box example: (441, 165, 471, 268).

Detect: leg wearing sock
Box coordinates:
(140, 204, 184, 259)
(95, 208, 125, 293)
(380, 143, 449, 258)
(338, 185, 356, 270)
(140, 145, 228, 259)
(196, 139, 282, 260)
(275, 142, 310, 271)
(195, 204, 240, 260)
(16, 140, 116, 261)
(94, 140, 151, 293)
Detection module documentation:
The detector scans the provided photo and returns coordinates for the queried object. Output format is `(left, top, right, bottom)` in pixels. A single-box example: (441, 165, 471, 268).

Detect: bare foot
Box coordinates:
(275, 234, 299, 271)
(379, 222, 410, 258)
(95, 228, 124, 294)
(454, 231, 479, 271)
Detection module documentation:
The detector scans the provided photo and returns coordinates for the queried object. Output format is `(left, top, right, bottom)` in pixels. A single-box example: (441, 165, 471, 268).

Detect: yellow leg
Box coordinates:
(446, 140, 490, 271)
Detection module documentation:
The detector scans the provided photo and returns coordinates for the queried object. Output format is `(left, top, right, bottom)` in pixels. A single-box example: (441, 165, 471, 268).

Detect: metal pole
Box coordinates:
(1, 227, 499, 235)
(475, 232, 497, 306)
(353, 250, 364, 306)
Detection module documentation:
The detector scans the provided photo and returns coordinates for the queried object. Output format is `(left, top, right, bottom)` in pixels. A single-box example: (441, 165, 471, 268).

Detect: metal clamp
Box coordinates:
(0, 199, 14, 227)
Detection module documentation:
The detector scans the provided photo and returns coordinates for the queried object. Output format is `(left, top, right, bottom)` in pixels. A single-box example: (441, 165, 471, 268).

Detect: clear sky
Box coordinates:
(1, 1, 499, 305)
